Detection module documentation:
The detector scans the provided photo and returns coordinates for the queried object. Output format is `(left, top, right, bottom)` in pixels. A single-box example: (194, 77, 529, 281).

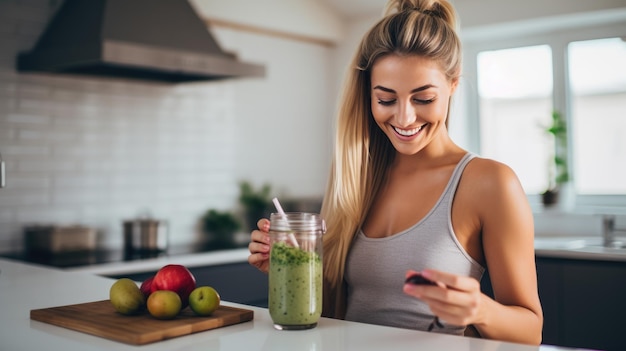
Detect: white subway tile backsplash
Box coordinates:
(0, 82, 18, 98)
(0, 128, 16, 140)
(16, 83, 49, 100)
(17, 129, 43, 140)
(51, 175, 108, 189)
(6, 112, 49, 124)
(1, 175, 48, 189)
(15, 206, 82, 224)
(17, 158, 78, 172)
(1, 192, 49, 207)
(4, 144, 49, 156)
(0, 0, 336, 254)
(0, 210, 14, 224)
(17, 97, 53, 110)
(1, 11, 239, 253)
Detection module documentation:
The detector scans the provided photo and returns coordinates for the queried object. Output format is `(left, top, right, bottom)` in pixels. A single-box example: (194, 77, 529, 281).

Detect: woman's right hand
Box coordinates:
(247, 218, 271, 273)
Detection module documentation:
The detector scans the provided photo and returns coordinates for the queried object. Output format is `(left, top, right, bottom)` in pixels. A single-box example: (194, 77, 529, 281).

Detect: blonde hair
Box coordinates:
(320, 0, 462, 318)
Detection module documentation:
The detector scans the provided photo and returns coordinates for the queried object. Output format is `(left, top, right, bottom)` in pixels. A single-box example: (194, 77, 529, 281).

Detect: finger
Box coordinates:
(427, 298, 475, 326)
(247, 253, 269, 273)
(404, 280, 469, 308)
(248, 240, 270, 255)
(404, 269, 420, 279)
(250, 230, 270, 245)
(421, 269, 478, 292)
(257, 218, 270, 232)
(247, 251, 269, 264)
(415, 283, 482, 325)
(428, 287, 476, 309)
(403, 281, 440, 299)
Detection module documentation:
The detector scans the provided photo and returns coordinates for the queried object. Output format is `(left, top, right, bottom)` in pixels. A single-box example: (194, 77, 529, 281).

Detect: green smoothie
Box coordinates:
(269, 241, 322, 329)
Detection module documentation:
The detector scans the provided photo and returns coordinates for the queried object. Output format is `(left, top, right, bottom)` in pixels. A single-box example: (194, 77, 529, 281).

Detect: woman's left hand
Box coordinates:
(402, 269, 485, 327)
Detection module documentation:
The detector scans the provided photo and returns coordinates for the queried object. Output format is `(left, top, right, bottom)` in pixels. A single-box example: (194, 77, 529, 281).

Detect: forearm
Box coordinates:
(473, 294, 543, 345)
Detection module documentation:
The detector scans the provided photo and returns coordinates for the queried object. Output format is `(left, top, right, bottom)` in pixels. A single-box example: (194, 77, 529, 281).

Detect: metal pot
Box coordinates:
(123, 218, 168, 252)
(24, 225, 97, 253)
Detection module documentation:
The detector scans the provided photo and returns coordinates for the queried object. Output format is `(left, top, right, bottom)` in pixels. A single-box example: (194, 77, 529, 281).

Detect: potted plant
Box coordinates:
(201, 209, 241, 249)
(238, 181, 272, 231)
(541, 111, 569, 207)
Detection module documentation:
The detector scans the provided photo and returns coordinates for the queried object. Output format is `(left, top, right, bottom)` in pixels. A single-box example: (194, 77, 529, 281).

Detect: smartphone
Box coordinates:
(405, 273, 437, 286)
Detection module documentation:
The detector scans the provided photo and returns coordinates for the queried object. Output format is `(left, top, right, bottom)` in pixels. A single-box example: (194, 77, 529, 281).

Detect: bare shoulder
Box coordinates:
(460, 156, 527, 209)
(465, 156, 520, 184)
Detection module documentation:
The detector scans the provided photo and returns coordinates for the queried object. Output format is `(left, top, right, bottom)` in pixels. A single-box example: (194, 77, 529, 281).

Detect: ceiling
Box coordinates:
(320, 0, 626, 26)
(320, 0, 384, 18)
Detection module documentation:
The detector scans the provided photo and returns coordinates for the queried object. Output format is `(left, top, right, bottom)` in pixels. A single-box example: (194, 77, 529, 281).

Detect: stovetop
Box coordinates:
(0, 242, 247, 268)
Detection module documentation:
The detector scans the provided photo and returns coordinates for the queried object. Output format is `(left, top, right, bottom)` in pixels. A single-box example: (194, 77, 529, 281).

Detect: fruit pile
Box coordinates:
(109, 264, 221, 319)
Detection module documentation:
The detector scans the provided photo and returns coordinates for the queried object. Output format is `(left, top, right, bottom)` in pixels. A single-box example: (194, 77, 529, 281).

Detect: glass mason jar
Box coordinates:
(268, 212, 325, 330)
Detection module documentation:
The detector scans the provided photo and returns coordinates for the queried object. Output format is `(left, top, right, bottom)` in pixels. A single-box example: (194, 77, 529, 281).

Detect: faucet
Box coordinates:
(602, 215, 626, 248)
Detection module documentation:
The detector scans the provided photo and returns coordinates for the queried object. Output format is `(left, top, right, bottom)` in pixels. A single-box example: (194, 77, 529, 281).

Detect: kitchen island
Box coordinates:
(0, 258, 587, 351)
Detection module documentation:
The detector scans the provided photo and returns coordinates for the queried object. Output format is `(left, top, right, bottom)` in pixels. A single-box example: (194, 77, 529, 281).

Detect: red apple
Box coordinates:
(152, 264, 196, 308)
(139, 276, 154, 298)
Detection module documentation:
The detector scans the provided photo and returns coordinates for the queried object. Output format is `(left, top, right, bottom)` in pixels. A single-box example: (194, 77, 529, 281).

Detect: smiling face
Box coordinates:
(370, 54, 458, 156)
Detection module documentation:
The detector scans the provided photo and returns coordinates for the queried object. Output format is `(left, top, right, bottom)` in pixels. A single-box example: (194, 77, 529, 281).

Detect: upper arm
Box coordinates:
(473, 160, 541, 314)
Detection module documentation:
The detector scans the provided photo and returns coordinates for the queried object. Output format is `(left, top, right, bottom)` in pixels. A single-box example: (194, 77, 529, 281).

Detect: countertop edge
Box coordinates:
(64, 248, 251, 275)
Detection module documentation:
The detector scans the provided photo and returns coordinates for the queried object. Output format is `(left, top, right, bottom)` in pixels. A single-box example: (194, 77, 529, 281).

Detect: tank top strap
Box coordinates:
(439, 152, 477, 208)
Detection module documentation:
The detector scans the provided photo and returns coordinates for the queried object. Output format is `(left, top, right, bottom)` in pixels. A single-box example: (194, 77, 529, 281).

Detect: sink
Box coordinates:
(534, 236, 626, 257)
(534, 237, 596, 250)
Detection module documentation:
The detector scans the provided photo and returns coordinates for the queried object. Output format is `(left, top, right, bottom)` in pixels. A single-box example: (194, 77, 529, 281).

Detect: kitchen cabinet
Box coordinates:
(107, 262, 269, 308)
(536, 257, 626, 351)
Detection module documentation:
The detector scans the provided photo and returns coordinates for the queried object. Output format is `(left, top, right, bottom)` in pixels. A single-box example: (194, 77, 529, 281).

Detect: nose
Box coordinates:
(395, 100, 416, 128)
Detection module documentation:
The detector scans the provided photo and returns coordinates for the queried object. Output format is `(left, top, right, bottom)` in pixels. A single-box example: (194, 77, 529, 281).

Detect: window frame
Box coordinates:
(462, 17, 626, 212)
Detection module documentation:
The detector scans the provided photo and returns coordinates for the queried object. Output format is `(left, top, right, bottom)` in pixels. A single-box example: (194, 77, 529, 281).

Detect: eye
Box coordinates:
(377, 99, 396, 106)
(414, 97, 435, 104)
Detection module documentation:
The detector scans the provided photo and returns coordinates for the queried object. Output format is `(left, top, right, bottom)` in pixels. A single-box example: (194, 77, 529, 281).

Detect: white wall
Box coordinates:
(0, 0, 337, 252)
(452, 0, 626, 29)
(211, 25, 335, 199)
(189, 0, 344, 44)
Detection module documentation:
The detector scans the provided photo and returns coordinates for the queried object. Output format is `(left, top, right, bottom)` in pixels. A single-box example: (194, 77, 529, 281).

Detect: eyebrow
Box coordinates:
(372, 84, 437, 93)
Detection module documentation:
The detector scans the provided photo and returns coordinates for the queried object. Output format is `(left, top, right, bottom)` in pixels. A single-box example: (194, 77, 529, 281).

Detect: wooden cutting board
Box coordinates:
(30, 300, 254, 345)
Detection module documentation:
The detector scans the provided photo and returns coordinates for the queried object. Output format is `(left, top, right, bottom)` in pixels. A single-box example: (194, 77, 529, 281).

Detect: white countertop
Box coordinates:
(0, 258, 589, 351)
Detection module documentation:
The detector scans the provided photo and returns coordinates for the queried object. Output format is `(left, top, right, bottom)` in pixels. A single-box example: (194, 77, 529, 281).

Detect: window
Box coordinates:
(568, 38, 626, 195)
(467, 19, 626, 210)
(477, 45, 553, 194)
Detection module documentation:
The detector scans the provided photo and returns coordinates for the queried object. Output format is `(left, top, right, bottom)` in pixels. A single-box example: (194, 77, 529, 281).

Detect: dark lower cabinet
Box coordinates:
(106, 261, 269, 308)
(536, 257, 626, 351)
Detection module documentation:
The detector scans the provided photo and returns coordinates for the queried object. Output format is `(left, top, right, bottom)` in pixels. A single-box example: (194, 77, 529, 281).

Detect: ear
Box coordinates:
(449, 77, 459, 95)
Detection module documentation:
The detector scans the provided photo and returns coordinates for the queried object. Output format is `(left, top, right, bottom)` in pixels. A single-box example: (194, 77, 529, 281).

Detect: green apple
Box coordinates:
(147, 290, 182, 319)
(109, 278, 146, 315)
(188, 286, 220, 316)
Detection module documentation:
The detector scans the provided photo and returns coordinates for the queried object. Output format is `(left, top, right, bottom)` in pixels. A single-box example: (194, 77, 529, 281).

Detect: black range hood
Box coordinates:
(17, 0, 265, 83)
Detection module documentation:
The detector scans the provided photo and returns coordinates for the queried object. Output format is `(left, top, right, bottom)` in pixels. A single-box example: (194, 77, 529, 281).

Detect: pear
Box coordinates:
(109, 278, 146, 315)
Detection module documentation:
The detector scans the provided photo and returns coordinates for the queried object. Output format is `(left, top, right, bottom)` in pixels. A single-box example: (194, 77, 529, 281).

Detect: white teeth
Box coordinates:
(393, 124, 425, 136)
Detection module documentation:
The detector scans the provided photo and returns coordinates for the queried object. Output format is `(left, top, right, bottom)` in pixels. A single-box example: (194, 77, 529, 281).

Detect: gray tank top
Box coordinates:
(344, 153, 484, 335)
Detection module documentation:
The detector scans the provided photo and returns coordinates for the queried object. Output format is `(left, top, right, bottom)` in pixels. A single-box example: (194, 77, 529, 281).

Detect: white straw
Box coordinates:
(272, 197, 299, 249)
(272, 197, 286, 216)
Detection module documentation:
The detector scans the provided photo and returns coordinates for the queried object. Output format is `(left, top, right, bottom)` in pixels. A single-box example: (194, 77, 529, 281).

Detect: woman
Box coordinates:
(248, 0, 543, 344)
